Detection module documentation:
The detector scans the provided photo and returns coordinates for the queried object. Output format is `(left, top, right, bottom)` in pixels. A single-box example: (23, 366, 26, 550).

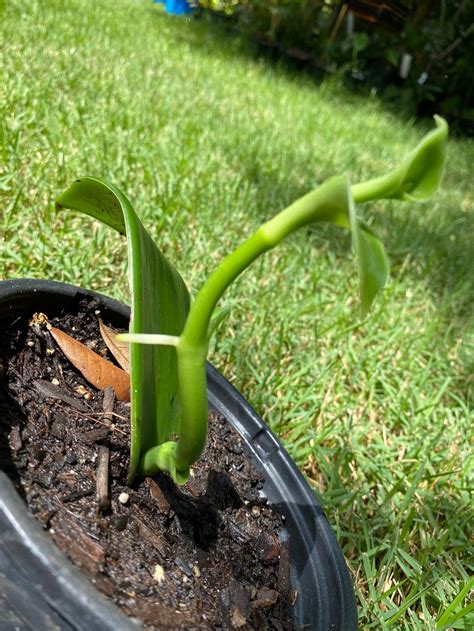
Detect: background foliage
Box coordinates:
(198, 0, 474, 133)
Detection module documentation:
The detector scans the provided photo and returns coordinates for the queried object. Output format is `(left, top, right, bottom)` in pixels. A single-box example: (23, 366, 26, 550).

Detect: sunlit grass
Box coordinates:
(1, 0, 473, 628)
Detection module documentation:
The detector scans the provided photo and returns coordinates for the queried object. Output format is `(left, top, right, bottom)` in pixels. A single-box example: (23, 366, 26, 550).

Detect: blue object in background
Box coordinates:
(165, 0, 194, 15)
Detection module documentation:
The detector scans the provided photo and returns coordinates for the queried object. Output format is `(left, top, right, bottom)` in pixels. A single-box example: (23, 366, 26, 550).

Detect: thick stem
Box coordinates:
(174, 176, 349, 472)
(175, 230, 270, 472)
(352, 169, 403, 204)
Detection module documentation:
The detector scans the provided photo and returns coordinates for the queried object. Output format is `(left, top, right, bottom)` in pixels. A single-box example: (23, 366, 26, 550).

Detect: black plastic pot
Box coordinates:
(0, 279, 358, 630)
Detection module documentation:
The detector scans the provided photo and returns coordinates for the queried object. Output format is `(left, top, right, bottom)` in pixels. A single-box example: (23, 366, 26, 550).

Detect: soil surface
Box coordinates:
(0, 298, 294, 630)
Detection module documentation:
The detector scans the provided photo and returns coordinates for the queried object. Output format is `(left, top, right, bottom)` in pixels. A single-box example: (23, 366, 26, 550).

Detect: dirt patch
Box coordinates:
(0, 297, 294, 630)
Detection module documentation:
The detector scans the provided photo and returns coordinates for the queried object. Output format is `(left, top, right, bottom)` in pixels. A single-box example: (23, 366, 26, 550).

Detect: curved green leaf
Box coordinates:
(352, 116, 448, 204)
(56, 177, 190, 483)
(347, 180, 389, 315)
(395, 115, 448, 202)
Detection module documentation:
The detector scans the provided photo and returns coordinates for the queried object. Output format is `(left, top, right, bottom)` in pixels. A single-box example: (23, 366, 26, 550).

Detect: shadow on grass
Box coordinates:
(196, 10, 474, 137)
(148, 6, 469, 135)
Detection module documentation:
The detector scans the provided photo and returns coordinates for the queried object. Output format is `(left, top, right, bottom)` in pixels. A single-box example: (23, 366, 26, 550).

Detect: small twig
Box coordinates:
(96, 445, 110, 512)
(36, 507, 58, 529)
(94, 411, 129, 422)
(60, 487, 95, 503)
(34, 379, 90, 412)
(74, 410, 128, 434)
(102, 386, 115, 426)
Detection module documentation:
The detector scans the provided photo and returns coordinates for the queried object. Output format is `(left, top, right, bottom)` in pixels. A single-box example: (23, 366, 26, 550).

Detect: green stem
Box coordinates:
(151, 114, 448, 479)
(174, 175, 349, 473)
(175, 230, 270, 473)
(352, 169, 403, 204)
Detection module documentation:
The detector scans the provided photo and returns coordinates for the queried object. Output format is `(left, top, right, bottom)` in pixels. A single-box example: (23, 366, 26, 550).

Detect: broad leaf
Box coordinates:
(311, 176, 389, 313)
(57, 178, 190, 482)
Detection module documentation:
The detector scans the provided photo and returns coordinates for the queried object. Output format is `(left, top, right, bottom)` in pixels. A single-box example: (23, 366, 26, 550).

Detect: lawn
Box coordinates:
(1, 0, 473, 628)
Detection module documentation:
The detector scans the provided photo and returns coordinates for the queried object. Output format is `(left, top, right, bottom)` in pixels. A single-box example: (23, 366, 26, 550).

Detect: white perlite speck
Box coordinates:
(118, 492, 129, 505)
(153, 564, 165, 584)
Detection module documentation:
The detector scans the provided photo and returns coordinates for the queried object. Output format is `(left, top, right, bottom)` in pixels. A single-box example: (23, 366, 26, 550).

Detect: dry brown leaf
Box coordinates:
(49, 326, 130, 401)
(98, 318, 130, 372)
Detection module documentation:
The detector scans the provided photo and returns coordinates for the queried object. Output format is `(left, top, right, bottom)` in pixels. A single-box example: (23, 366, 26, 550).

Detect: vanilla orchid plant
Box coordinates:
(56, 116, 448, 485)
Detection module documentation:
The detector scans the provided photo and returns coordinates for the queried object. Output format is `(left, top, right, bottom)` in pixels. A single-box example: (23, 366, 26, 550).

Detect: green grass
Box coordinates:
(1, 0, 473, 628)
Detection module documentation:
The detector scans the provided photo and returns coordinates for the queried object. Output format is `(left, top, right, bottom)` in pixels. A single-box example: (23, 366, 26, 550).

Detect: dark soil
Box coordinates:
(0, 298, 294, 630)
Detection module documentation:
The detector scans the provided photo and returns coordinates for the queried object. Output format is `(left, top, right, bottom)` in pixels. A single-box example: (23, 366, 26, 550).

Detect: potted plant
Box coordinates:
(0, 117, 447, 629)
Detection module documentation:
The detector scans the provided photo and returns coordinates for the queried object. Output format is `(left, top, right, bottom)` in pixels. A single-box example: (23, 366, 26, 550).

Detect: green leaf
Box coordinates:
(54, 118, 446, 484)
(56, 177, 190, 483)
(347, 180, 389, 315)
(352, 116, 448, 204)
(395, 115, 449, 202)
